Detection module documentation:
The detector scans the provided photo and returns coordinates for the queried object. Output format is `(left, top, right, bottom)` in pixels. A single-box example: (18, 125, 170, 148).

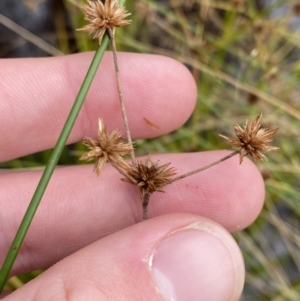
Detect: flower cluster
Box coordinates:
(220, 113, 279, 163)
(121, 156, 176, 198)
(77, 0, 131, 44)
(78, 2, 279, 219)
(80, 119, 132, 176)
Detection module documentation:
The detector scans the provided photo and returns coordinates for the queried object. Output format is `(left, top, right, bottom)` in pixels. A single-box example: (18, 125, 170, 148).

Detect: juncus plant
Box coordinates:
(0, 0, 279, 293)
(77, 0, 279, 220)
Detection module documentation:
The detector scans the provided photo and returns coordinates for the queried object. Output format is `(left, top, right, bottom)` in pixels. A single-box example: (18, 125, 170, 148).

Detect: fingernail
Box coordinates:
(149, 221, 244, 301)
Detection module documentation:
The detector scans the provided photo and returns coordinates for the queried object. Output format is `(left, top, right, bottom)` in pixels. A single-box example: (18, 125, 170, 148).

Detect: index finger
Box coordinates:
(0, 52, 197, 161)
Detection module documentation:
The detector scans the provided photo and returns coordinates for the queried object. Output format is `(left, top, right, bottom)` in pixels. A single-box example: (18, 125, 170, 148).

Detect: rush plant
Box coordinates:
(0, 0, 279, 293)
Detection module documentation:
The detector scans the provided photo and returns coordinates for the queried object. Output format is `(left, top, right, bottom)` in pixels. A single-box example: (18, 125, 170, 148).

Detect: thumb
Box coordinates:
(2, 214, 244, 301)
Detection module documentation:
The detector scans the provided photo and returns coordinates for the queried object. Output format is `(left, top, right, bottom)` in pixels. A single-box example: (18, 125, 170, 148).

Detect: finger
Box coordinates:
(2, 214, 245, 301)
(0, 151, 264, 275)
(0, 52, 196, 161)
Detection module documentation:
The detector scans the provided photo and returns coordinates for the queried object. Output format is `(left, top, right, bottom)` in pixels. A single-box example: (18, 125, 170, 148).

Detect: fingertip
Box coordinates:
(4, 214, 243, 301)
(80, 52, 198, 139)
(149, 55, 197, 136)
(147, 151, 265, 232)
(227, 155, 265, 231)
(204, 152, 265, 231)
(150, 217, 245, 301)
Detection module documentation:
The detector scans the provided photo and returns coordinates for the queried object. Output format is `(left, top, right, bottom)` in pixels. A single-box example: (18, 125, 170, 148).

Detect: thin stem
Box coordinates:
(110, 161, 137, 184)
(142, 193, 151, 220)
(107, 27, 136, 166)
(143, 206, 148, 220)
(169, 151, 239, 183)
(0, 38, 110, 293)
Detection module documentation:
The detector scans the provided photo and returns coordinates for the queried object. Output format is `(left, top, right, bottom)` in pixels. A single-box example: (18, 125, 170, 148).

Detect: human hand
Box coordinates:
(0, 52, 264, 300)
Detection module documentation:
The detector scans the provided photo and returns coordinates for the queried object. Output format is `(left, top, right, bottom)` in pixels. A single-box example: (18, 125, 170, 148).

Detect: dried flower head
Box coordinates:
(80, 118, 133, 175)
(77, 0, 131, 44)
(219, 113, 279, 164)
(122, 156, 176, 197)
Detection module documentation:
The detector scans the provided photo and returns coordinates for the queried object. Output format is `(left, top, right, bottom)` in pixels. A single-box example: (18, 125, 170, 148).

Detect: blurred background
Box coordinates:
(1, 0, 300, 299)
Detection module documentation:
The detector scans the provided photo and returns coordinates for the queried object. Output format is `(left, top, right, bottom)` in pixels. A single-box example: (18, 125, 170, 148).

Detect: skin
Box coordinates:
(0, 52, 265, 300)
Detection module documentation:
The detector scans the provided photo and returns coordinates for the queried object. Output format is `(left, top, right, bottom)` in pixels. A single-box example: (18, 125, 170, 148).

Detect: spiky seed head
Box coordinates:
(77, 0, 131, 44)
(80, 118, 133, 176)
(219, 113, 279, 164)
(122, 156, 176, 197)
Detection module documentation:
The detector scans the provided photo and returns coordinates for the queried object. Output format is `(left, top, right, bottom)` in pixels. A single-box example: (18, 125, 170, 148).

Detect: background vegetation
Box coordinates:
(1, 0, 300, 299)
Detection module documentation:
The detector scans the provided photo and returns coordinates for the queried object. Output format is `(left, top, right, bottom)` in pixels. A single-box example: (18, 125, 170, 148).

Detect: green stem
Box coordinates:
(0, 37, 109, 293)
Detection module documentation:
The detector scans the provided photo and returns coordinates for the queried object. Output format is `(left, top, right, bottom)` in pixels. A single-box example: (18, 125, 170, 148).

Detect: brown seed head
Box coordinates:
(122, 156, 176, 197)
(80, 118, 133, 175)
(77, 0, 131, 44)
(219, 113, 279, 164)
